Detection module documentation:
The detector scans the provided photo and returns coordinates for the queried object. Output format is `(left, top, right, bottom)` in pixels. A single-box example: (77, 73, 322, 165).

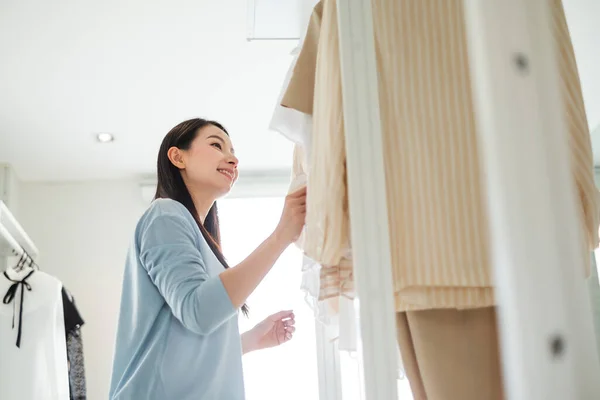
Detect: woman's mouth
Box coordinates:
(217, 169, 234, 181)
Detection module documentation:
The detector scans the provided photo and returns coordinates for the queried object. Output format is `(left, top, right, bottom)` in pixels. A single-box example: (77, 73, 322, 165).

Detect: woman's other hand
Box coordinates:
(274, 186, 307, 245)
(242, 310, 296, 353)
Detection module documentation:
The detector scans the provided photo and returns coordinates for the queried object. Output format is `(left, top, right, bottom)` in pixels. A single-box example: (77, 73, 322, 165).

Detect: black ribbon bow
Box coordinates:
(3, 270, 35, 348)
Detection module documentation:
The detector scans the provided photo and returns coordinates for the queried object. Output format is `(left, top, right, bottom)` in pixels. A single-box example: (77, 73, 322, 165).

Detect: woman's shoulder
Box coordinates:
(132, 199, 200, 247)
(148, 198, 187, 215)
(138, 199, 195, 229)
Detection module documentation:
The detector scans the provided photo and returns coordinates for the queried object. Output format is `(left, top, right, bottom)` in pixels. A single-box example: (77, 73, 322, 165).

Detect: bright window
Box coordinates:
(219, 197, 320, 400)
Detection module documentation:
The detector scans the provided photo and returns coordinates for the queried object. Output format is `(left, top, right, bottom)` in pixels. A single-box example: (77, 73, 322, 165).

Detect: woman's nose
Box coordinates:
(227, 154, 239, 167)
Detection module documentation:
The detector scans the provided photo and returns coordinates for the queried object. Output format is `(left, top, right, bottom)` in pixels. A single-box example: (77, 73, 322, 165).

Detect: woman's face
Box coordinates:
(169, 124, 239, 198)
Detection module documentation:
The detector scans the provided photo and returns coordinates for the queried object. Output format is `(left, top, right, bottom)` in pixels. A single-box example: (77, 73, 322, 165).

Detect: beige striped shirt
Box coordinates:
(283, 0, 600, 312)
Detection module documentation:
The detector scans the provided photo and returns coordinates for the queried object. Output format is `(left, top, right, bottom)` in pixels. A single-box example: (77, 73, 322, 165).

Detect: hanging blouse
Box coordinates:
(0, 267, 70, 399)
(2, 269, 34, 347)
(269, 0, 358, 352)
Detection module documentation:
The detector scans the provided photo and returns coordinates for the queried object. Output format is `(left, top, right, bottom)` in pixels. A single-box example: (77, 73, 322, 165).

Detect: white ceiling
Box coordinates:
(0, 0, 297, 182)
(0, 0, 599, 182)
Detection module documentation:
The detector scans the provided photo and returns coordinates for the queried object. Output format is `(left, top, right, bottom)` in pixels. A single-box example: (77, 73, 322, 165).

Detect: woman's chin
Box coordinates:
(215, 183, 234, 198)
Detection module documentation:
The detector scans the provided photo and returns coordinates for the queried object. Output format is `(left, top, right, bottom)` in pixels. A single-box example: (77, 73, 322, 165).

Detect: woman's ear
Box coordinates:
(167, 147, 186, 169)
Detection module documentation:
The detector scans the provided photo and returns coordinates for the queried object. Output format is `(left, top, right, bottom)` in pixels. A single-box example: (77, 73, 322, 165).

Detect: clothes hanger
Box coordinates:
(25, 251, 39, 270)
(9, 251, 37, 274)
(12, 253, 26, 273)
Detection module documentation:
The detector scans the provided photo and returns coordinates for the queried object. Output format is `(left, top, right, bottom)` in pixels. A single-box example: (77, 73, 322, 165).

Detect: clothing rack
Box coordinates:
(0, 200, 39, 266)
(337, 1, 600, 400)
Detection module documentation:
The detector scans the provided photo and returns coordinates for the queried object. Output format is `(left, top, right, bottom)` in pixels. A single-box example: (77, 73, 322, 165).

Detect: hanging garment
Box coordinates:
(268, 0, 322, 160)
(282, 0, 355, 309)
(2, 268, 34, 348)
(66, 332, 86, 400)
(396, 308, 504, 400)
(285, 144, 358, 351)
(0, 267, 70, 400)
(62, 287, 87, 400)
(269, 56, 313, 156)
(269, 2, 358, 352)
(280, 0, 600, 312)
(288, 144, 354, 303)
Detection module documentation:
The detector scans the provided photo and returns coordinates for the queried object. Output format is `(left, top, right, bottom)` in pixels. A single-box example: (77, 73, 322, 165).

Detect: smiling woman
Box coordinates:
(160, 120, 239, 203)
(153, 119, 246, 312)
(108, 118, 307, 400)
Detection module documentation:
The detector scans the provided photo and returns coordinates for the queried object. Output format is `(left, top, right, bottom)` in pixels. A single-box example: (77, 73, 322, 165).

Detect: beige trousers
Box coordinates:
(396, 307, 505, 400)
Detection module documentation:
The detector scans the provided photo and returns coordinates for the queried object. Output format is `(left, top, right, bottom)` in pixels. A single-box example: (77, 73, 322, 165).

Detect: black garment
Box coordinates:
(62, 288, 84, 332)
(62, 287, 87, 400)
(66, 330, 87, 400)
(2, 269, 35, 348)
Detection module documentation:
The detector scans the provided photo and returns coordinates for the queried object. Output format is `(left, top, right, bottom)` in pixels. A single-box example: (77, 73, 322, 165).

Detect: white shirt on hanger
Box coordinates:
(0, 267, 70, 400)
(269, 54, 313, 159)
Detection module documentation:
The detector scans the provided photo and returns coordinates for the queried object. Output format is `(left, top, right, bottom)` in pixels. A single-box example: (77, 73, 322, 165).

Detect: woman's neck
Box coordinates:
(188, 189, 215, 223)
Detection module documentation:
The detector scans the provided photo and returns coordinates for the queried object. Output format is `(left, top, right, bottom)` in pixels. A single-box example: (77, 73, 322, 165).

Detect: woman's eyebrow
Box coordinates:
(207, 134, 235, 154)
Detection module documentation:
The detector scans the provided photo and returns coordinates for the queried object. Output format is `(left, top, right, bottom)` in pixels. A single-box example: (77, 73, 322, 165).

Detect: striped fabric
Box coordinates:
(283, 0, 600, 312)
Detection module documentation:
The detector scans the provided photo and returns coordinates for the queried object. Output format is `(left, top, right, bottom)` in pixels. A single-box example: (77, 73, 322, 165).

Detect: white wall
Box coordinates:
(0, 163, 21, 214)
(18, 180, 147, 400)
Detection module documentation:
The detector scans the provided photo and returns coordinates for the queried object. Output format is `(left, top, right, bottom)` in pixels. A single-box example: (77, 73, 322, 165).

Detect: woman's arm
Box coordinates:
(140, 213, 238, 336)
(139, 188, 305, 336)
(241, 331, 257, 355)
(219, 186, 306, 308)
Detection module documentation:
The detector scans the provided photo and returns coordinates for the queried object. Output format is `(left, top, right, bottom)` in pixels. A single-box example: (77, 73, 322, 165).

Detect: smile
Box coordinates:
(217, 169, 234, 181)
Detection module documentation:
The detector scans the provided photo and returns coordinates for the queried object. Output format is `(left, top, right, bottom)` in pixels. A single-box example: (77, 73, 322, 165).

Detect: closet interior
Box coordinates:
(0, 198, 87, 399)
(1, 0, 600, 399)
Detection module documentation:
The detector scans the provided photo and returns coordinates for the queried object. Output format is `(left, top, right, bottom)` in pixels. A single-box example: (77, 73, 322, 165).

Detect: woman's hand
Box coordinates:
(242, 310, 296, 354)
(274, 186, 307, 245)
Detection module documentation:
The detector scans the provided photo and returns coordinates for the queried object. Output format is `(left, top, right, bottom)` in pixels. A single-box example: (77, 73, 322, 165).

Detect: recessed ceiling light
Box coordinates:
(96, 133, 115, 143)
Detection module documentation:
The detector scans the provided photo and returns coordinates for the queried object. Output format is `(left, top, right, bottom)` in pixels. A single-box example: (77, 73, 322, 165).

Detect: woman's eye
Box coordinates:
(211, 142, 222, 150)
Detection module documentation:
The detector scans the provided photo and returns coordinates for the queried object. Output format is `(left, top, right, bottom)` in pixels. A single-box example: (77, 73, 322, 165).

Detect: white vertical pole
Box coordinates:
(463, 1, 600, 399)
(315, 322, 343, 400)
(336, 1, 398, 399)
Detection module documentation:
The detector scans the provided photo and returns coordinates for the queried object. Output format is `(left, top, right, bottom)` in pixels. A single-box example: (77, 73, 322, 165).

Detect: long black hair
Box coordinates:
(154, 118, 248, 316)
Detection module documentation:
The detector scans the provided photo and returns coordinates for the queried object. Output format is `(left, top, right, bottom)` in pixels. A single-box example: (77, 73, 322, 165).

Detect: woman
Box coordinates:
(109, 118, 307, 399)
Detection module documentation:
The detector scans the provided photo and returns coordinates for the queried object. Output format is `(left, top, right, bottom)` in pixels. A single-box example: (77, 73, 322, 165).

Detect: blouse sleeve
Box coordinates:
(139, 213, 237, 335)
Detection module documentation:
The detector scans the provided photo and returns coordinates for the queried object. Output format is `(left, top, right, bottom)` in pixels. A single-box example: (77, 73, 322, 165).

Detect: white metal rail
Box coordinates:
(336, 0, 398, 399)
(463, 1, 600, 399)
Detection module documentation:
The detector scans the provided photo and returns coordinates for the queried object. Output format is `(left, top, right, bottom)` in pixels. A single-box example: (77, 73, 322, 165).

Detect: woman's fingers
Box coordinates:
(268, 310, 294, 322)
(284, 325, 296, 334)
(283, 318, 295, 327)
(283, 328, 294, 341)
